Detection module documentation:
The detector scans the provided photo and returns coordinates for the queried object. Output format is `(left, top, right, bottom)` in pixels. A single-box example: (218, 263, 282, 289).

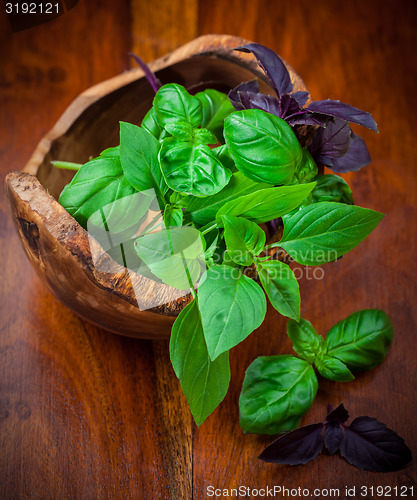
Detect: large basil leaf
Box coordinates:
(119, 121, 167, 196)
(196, 89, 235, 142)
(198, 265, 267, 360)
(153, 83, 202, 128)
(141, 107, 165, 140)
(279, 202, 384, 265)
(159, 138, 231, 197)
(314, 355, 355, 382)
(224, 109, 303, 185)
(169, 300, 230, 426)
(258, 260, 300, 321)
(216, 182, 316, 225)
(287, 318, 324, 362)
(311, 174, 354, 205)
(239, 355, 318, 434)
(59, 152, 137, 230)
(185, 172, 269, 226)
(134, 226, 205, 289)
(222, 215, 266, 266)
(325, 309, 394, 370)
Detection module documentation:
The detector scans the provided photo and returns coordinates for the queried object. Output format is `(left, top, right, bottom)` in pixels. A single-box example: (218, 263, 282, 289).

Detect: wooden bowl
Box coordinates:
(5, 34, 308, 339)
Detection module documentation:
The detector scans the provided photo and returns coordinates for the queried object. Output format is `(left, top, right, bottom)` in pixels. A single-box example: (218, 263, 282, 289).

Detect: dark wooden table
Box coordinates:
(1, 1, 416, 498)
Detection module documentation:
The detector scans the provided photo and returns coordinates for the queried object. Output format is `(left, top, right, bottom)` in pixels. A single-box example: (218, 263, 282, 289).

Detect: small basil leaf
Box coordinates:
(159, 138, 231, 197)
(119, 122, 167, 196)
(185, 172, 269, 226)
(239, 355, 318, 434)
(259, 424, 324, 465)
(154, 83, 202, 128)
(195, 89, 235, 142)
(194, 127, 218, 145)
(216, 182, 316, 225)
(222, 215, 266, 266)
(141, 107, 165, 140)
(314, 355, 355, 382)
(324, 421, 343, 455)
(292, 148, 318, 184)
(163, 204, 183, 228)
(325, 309, 394, 371)
(310, 118, 351, 164)
(228, 79, 260, 110)
(258, 260, 300, 321)
(211, 144, 236, 172)
(134, 226, 205, 290)
(224, 109, 303, 185)
(203, 229, 220, 263)
(287, 318, 324, 362)
(311, 174, 354, 205)
(170, 300, 230, 426)
(330, 133, 371, 173)
(340, 417, 412, 472)
(164, 120, 193, 141)
(326, 402, 349, 423)
(198, 265, 267, 360)
(279, 202, 384, 265)
(238, 91, 281, 116)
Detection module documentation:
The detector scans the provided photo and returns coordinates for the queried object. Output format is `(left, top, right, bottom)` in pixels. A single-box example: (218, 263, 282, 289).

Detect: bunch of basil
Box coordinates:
(57, 43, 390, 433)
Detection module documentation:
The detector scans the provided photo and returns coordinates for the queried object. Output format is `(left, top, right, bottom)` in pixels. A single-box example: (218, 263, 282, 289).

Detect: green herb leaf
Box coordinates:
(170, 300, 230, 426)
(193, 127, 218, 145)
(292, 148, 318, 184)
(258, 260, 300, 321)
(119, 121, 167, 196)
(211, 144, 236, 172)
(287, 318, 325, 362)
(311, 174, 354, 205)
(314, 356, 355, 382)
(134, 226, 205, 289)
(196, 89, 235, 142)
(224, 109, 303, 185)
(141, 107, 165, 140)
(279, 202, 384, 265)
(239, 355, 318, 434)
(198, 265, 267, 360)
(154, 83, 202, 128)
(325, 309, 394, 371)
(222, 215, 266, 266)
(159, 138, 231, 197)
(216, 182, 316, 225)
(185, 172, 269, 226)
(163, 204, 184, 228)
(164, 120, 194, 141)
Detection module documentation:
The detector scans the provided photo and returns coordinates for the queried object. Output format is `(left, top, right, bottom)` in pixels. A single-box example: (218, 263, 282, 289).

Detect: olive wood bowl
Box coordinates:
(5, 34, 308, 339)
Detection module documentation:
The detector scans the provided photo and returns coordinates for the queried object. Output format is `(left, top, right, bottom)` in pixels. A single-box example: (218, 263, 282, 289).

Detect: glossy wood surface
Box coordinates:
(1, 0, 416, 498)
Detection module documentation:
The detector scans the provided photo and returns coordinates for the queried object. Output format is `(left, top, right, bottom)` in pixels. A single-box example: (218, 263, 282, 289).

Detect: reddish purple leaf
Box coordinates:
(286, 112, 330, 127)
(259, 424, 324, 465)
(291, 91, 310, 107)
(324, 422, 343, 455)
(329, 133, 371, 173)
(280, 94, 303, 119)
(228, 80, 260, 110)
(238, 92, 281, 116)
(326, 403, 349, 423)
(310, 118, 351, 165)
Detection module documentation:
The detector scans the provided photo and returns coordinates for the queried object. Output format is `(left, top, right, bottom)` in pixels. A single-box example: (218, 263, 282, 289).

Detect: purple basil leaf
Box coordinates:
(340, 416, 412, 472)
(238, 91, 282, 116)
(324, 421, 343, 455)
(280, 94, 302, 119)
(306, 99, 378, 132)
(326, 402, 349, 423)
(259, 424, 323, 465)
(328, 133, 371, 173)
(286, 112, 330, 127)
(228, 79, 260, 109)
(129, 53, 162, 94)
(291, 91, 310, 107)
(310, 118, 351, 163)
(235, 43, 293, 98)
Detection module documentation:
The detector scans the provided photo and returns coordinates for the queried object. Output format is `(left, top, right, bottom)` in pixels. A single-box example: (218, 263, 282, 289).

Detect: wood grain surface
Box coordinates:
(1, 0, 416, 499)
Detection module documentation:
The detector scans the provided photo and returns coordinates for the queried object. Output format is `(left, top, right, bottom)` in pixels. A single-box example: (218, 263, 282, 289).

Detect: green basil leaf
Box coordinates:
(170, 300, 230, 426)
(100, 146, 120, 158)
(196, 89, 235, 142)
(164, 120, 193, 141)
(325, 309, 394, 371)
(224, 109, 303, 185)
(258, 260, 300, 321)
(292, 148, 318, 184)
(141, 107, 165, 140)
(194, 127, 218, 145)
(59, 154, 137, 230)
(134, 226, 205, 289)
(311, 174, 354, 205)
(212, 144, 236, 172)
(154, 83, 202, 128)
(222, 215, 266, 266)
(159, 138, 231, 197)
(279, 202, 384, 265)
(287, 318, 325, 362)
(239, 355, 318, 434)
(216, 182, 316, 225)
(119, 121, 168, 196)
(314, 356, 355, 382)
(163, 204, 184, 228)
(198, 265, 267, 360)
(185, 172, 269, 226)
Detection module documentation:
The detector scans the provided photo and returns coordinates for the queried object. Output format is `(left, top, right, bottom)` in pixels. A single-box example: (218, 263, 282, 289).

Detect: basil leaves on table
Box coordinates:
(57, 42, 391, 432)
